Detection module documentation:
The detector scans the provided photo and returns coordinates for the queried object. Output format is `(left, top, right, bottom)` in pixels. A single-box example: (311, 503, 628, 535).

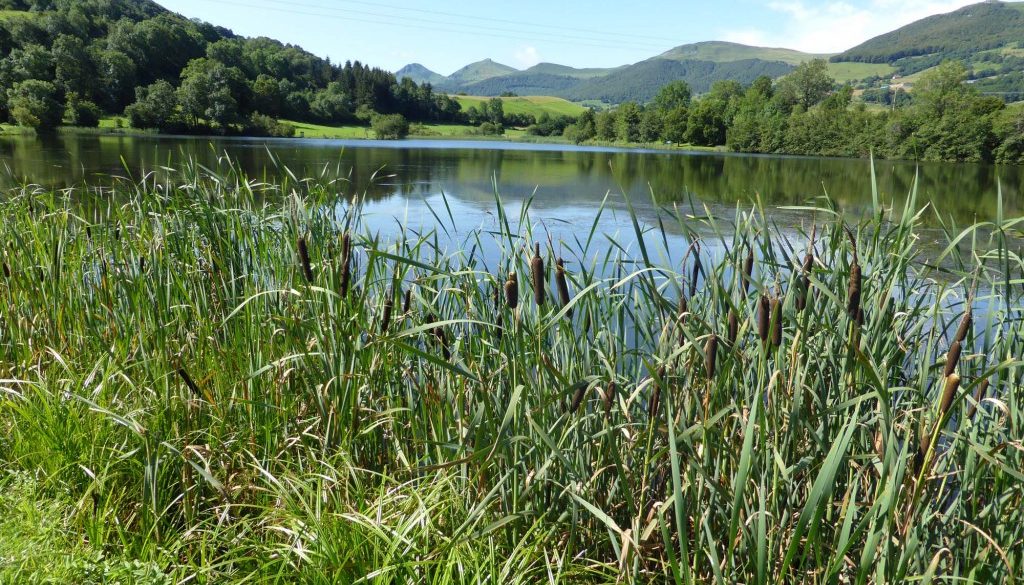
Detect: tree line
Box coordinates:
(561, 59, 1024, 164)
(0, 0, 462, 135)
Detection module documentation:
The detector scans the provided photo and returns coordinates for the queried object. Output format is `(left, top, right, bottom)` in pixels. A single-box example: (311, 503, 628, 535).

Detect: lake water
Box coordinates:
(2, 133, 1021, 268)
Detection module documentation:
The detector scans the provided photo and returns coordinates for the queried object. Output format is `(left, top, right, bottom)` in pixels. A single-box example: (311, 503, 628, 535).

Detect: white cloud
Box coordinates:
(722, 0, 980, 53)
(513, 45, 542, 68)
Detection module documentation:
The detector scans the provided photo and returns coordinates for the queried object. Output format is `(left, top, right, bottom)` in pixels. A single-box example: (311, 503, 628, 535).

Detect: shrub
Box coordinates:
(370, 113, 410, 140)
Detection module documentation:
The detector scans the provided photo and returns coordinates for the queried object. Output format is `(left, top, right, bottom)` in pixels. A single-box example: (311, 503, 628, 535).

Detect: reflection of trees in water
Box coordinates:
(1, 134, 1021, 223)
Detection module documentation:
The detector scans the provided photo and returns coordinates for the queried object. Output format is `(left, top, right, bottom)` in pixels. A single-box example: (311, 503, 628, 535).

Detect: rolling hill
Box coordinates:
(657, 41, 828, 66)
(394, 63, 447, 86)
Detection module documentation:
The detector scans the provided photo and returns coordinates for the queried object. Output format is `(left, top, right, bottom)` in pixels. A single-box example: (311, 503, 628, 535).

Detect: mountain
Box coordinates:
(400, 41, 808, 103)
(446, 59, 518, 85)
(395, 63, 447, 86)
(830, 1, 1024, 98)
(659, 41, 829, 66)
(833, 1, 1024, 73)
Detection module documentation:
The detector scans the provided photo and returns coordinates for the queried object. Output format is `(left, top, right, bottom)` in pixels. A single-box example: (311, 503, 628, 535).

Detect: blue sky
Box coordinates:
(154, 0, 985, 74)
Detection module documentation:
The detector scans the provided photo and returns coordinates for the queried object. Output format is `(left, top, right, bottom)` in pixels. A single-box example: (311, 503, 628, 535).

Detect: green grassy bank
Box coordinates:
(0, 162, 1022, 583)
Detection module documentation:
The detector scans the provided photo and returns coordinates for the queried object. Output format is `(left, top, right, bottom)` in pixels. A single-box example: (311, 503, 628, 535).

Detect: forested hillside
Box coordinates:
(0, 0, 461, 134)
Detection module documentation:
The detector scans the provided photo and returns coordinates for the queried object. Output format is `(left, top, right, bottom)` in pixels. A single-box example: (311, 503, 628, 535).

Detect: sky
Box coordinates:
(154, 0, 989, 75)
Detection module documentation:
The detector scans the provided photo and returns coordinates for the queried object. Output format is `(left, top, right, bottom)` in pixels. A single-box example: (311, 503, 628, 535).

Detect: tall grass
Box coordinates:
(0, 158, 1022, 583)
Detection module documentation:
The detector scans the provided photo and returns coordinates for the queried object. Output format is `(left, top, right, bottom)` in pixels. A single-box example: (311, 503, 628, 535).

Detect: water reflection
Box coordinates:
(1, 133, 1021, 225)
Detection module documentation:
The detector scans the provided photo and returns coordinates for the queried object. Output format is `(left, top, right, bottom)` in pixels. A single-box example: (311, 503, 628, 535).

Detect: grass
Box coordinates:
(828, 61, 897, 83)
(0, 156, 1021, 582)
(452, 95, 587, 118)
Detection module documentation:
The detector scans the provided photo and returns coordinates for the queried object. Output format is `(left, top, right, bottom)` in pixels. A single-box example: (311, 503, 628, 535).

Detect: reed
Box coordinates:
(0, 161, 1020, 585)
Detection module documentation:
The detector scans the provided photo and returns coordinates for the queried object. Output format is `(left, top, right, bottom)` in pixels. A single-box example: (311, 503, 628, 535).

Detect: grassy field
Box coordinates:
(452, 95, 587, 118)
(827, 61, 897, 83)
(0, 160, 1021, 583)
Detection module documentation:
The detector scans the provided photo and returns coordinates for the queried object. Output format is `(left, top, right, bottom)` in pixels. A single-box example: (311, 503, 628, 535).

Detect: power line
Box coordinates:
(196, 0, 673, 56)
(285, 0, 687, 46)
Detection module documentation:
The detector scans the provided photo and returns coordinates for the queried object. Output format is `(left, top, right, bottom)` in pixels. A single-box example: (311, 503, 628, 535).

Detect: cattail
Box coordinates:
(427, 314, 450, 361)
(402, 288, 412, 315)
(297, 235, 313, 283)
(797, 247, 814, 312)
(504, 272, 519, 309)
(704, 334, 719, 379)
(555, 258, 571, 317)
(689, 243, 701, 299)
(340, 232, 352, 297)
(727, 309, 739, 344)
(531, 243, 545, 306)
(568, 381, 587, 414)
(742, 245, 754, 294)
(939, 373, 961, 419)
(874, 430, 885, 459)
(379, 288, 394, 334)
(944, 340, 962, 378)
(770, 297, 782, 348)
(496, 312, 504, 341)
(966, 378, 990, 420)
(86, 226, 92, 241)
(603, 381, 617, 417)
(177, 367, 203, 400)
(757, 294, 770, 345)
(847, 231, 861, 321)
(650, 366, 664, 418)
(2, 261, 9, 279)
(954, 305, 973, 344)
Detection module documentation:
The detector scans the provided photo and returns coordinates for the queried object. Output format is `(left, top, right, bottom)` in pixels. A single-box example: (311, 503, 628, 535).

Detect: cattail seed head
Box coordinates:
(504, 272, 519, 309)
(727, 309, 739, 344)
(297, 236, 313, 283)
(704, 334, 719, 379)
(954, 307, 973, 345)
(770, 297, 782, 347)
(604, 381, 616, 417)
(742, 245, 754, 295)
(531, 243, 545, 307)
(555, 258, 571, 317)
(939, 373, 961, 418)
(758, 294, 770, 345)
(847, 261, 862, 321)
(944, 340, 962, 378)
(340, 232, 352, 297)
(966, 378, 990, 420)
(380, 287, 394, 334)
(426, 313, 450, 361)
(402, 288, 412, 315)
(569, 382, 587, 415)
(689, 244, 701, 299)
(2, 261, 9, 279)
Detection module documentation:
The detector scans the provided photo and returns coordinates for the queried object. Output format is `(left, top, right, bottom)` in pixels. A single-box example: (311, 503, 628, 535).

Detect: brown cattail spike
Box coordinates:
(944, 340, 962, 378)
(340, 232, 352, 297)
(603, 381, 617, 417)
(966, 378, 990, 420)
(380, 288, 394, 334)
(704, 334, 719, 379)
(689, 243, 702, 299)
(758, 294, 770, 345)
(504, 272, 519, 309)
(847, 230, 862, 321)
(954, 306, 973, 345)
(555, 258, 572, 317)
(297, 236, 313, 283)
(651, 367, 665, 418)
(742, 245, 755, 295)
(427, 314, 450, 361)
(771, 297, 782, 347)
(402, 288, 412, 315)
(727, 309, 739, 344)
(939, 373, 961, 418)
(531, 243, 545, 307)
(568, 381, 587, 414)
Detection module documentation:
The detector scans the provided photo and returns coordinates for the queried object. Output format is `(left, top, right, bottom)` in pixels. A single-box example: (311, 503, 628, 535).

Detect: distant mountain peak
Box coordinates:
(396, 63, 447, 85)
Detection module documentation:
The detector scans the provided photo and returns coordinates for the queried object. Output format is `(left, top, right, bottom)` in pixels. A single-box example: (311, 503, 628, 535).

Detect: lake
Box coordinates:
(2, 133, 1021, 268)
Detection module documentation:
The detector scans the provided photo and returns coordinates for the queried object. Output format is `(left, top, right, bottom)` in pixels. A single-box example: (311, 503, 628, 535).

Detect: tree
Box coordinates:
(310, 81, 353, 124)
(124, 80, 179, 130)
(777, 59, 834, 111)
(616, 102, 642, 142)
(177, 58, 248, 128)
(7, 79, 63, 130)
(370, 113, 409, 139)
(653, 80, 691, 112)
(485, 97, 504, 125)
(64, 91, 101, 127)
(912, 60, 970, 118)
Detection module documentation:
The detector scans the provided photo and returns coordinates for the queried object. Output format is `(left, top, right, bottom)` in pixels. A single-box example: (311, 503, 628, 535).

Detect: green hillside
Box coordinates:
(523, 62, 617, 79)
(834, 1, 1024, 66)
(452, 95, 586, 118)
(659, 41, 828, 66)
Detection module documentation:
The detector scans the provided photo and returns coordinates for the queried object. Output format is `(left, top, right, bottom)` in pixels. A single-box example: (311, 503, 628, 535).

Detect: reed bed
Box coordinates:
(0, 158, 1022, 584)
